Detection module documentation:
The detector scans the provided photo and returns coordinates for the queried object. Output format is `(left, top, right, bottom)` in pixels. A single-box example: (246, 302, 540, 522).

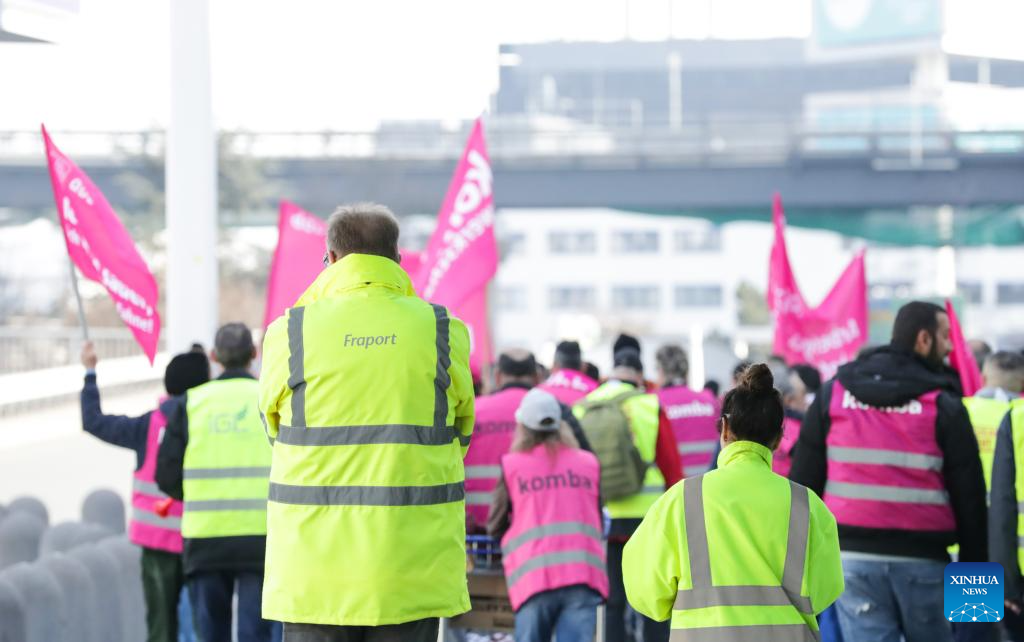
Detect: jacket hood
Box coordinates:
(835, 345, 962, 407)
(295, 253, 414, 306)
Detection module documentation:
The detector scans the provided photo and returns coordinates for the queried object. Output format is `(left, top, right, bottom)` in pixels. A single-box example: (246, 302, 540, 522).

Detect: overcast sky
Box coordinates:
(2, 0, 811, 131)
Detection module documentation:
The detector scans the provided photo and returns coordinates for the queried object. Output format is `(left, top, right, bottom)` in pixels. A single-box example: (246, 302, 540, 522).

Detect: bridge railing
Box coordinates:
(4, 120, 1024, 166)
(0, 327, 146, 374)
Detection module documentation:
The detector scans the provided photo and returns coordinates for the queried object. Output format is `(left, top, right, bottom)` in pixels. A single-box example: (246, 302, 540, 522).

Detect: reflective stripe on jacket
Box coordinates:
(501, 444, 607, 610)
(259, 253, 475, 626)
(181, 378, 271, 539)
(130, 403, 183, 552)
(623, 440, 843, 641)
(824, 381, 954, 532)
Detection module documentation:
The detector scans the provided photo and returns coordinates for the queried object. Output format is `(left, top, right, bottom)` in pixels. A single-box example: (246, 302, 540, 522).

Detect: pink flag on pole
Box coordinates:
(42, 125, 161, 363)
(456, 287, 493, 377)
(405, 249, 492, 376)
(263, 201, 328, 328)
(413, 118, 498, 306)
(768, 194, 868, 379)
(945, 299, 982, 397)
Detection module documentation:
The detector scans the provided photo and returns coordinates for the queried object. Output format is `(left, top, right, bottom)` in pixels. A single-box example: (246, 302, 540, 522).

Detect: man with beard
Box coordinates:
(790, 301, 986, 642)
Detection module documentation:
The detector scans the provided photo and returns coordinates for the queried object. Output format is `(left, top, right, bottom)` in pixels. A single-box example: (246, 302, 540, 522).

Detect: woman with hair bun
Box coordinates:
(622, 364, 843, 641)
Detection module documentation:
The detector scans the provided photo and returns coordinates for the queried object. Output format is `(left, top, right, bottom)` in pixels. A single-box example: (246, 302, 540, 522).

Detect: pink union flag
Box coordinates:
(945, 299, 982, 397)
(405, 249, 492, 377)
(413, 118, 498, 307)
(263, 201, 328, 328)
(42, 125, 161, 363)
(768, 194, 868, 379)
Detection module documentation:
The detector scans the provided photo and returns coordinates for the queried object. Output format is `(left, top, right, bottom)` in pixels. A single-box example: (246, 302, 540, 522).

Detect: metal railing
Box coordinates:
(0, 326, 144, 374)
(4, 119, 1024, 167)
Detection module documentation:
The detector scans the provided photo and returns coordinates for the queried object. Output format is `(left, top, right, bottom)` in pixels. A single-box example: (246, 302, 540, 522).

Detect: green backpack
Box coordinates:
(577, 389, 649, 500)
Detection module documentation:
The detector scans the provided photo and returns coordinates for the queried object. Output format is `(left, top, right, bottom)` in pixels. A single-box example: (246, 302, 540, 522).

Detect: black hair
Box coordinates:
(613, 348, 643, 373)
(891, 301, 945, 352)
(583, 361, 601, 382)
(613, 333, 641, 355)
(553, 341, 583, 371)
(214, 323, 255, 370)
(498, 351, 537, 377)
(720, 363, 785, 449)
(732, 360, 752, 381)
(704, 379, 721, 397)
(791, 363, 822, 393)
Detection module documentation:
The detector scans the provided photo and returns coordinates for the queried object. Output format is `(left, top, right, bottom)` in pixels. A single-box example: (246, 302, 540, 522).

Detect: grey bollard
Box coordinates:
(82, 488, 126, 535)
(70, 544, 125, 642)
(100, 537, 147, 642)
(1, 562, 68, 642)
(0, 576, 27, 642)
(41, 553, 100, 642)
(6, 497, 48, 526)
(0, 512, 46, 569)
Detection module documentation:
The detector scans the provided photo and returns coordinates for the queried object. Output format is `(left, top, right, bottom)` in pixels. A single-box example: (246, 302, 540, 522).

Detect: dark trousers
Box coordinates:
(141, 548, 185, 642)
(607, 538, 670, 642)
(282, 619, 439, 642)
(188, 570, 277, 642)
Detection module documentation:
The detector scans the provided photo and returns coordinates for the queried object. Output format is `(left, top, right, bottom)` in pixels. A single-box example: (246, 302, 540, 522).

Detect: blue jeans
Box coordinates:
(514, 585, 602, 642)
(188, 571, 280, 642)
(836, 558, 952, 642)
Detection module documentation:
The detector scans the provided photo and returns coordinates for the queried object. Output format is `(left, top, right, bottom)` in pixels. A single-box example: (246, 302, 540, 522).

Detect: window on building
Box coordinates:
(496, 286, 528, 311)
(501, 231, 527, 257)
(549, 286, 596, 310)
(869, 282, 913, 302)
(675, 285, 723, 308)
(548, 230, 597, 255)
(998, 283, 1024, 304)
(612, 286, 660, 310)
(612, 230, 659, 254)
(675, 227, 722, 252)
(957, 282, 984, 305)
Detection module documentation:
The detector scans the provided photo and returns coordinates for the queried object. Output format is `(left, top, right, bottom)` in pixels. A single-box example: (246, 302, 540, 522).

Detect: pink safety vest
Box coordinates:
(500, 445, 608, 610)
(129, 404, 184, 553)
(657, 386, 719, 477)
(464, 387, 529, 528)
(539, 369, 598, 407)
(772, 415, 802, 478)
(824, 382, 955, 532)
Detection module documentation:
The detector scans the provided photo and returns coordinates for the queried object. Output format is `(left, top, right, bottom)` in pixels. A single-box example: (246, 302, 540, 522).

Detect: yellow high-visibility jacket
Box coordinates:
(259, 253, 475, 626)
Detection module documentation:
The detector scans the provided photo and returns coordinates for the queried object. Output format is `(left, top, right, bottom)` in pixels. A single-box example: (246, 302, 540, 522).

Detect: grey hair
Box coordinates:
(326, 202, 400, 261)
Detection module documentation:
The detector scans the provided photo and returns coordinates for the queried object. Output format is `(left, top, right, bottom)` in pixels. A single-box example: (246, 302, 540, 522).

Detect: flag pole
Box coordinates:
(66, 255, 90, 342)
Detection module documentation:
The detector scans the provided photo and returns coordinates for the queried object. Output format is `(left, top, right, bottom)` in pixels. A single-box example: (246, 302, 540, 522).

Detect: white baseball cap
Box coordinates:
(515, 389, 562, 432)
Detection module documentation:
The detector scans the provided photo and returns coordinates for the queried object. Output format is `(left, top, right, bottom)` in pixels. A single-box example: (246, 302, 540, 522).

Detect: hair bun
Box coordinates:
(738, 363, 774, 394)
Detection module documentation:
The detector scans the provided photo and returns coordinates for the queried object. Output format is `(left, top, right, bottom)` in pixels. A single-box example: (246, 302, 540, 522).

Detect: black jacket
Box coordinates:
(789, 346, 987, 562)
(990, 413, 1021, 598)
(156, 369, 266, 577)
(80, 373, 151, 470)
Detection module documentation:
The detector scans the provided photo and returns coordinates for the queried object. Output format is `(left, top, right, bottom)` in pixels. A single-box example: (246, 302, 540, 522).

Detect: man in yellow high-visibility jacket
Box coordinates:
(156, 323, 275, 642)
(259, 203, 475, 642)
(965, 351, 1024, 490)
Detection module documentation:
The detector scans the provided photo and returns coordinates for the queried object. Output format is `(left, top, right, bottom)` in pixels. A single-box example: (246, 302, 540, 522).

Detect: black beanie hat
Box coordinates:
(613, 333, 641, 356)
(613, 347, 644, 373)
(164, 352, 211, 396)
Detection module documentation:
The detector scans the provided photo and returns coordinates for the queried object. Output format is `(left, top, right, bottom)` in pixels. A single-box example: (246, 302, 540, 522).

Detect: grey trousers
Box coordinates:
(283, 619, 439, 642)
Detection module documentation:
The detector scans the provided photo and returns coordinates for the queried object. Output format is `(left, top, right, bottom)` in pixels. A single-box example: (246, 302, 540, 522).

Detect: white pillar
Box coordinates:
(668, 52, 683, 131)
(167, 0, 218, 353)
(688, 324, 706, 391)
